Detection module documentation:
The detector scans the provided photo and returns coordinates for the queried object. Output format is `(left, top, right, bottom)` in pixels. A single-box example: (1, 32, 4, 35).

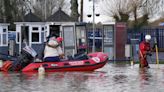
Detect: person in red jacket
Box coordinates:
(139, 35, 152, 68)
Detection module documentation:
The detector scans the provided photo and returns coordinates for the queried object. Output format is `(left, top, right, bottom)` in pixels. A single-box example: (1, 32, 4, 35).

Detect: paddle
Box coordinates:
(154, 38, 159, 68)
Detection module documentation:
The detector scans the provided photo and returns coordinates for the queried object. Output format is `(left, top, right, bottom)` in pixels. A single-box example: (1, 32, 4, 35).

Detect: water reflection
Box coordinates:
(0, 64, 164, 92)
(113, 74, 128, 84)
(139, 68, 152, 83)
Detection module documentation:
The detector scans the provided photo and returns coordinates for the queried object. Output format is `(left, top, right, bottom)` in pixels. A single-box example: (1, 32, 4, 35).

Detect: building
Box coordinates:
(45, 8, 87, 56)
(14, 8, 87, 58)
(14, 11, 45, 54)
(0, 19, 10, 59)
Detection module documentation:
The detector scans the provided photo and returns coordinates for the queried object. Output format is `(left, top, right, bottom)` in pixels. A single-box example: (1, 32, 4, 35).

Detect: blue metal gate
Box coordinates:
(127, 27, 164, 49)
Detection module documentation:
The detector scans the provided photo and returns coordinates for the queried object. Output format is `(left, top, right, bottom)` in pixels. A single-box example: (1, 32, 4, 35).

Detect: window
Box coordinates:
(103, 26, 114, 45)
(32, 32, 39, 42)
(31, 26, 40, 43)
(42, 27, 44, 31)
(76, 26, 86, 47)
(63, 26, 74, 46)
(3, 29, 6, 32)
(0, 28, 8, 46)
(3, 34, 7, 45)
(32, 27, 38, 31)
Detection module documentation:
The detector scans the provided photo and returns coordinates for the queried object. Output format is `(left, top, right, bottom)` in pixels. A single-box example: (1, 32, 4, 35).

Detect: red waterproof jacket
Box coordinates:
(139, 41, 151, 57)
(139, 41, 151, 67)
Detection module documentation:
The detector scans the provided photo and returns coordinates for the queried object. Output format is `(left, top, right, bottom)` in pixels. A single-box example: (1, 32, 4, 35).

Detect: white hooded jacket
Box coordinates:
(44, 38, 63, 58)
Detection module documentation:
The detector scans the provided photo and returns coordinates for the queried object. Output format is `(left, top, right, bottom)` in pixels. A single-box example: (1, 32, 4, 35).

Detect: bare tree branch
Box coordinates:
(31, 0, 68, 21)
(101, 0, 132, 22)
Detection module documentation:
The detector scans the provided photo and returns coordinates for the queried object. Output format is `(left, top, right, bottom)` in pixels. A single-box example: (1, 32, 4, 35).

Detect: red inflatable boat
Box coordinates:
(22, 52, 108, 72)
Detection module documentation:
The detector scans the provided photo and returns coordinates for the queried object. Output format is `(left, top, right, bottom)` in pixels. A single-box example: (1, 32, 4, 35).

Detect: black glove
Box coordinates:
(146, 53, 152, 56)
(152, 43, 157, 49)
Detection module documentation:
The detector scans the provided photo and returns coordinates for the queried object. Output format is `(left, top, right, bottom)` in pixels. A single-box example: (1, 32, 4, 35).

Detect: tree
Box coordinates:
(121, 0, 161, 28)
(0, 0, 29, 22)
(158, 0, 164, 18)
(130, 0, 160, 27)
(102, 0, 132, 22)
(70, 0, 79, 21)
(32, 0, 68, 21)
(102, 0, 161, 28)
(128, 0, 142, 27)
(80, 0, 83, 22)
(0, 0, 4, 19)
(13, 0, 30, 22)
(4, 0, 13, 22)
(140, 0, 160, 25)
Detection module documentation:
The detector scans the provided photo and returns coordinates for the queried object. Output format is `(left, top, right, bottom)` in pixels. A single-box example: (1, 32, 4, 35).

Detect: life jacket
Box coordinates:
(1, 61, 13, 72)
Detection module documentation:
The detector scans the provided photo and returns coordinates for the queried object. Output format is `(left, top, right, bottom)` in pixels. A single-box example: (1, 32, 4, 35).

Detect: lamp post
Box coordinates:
(88, 0, 97, 52)
(92, 0, 95, 52)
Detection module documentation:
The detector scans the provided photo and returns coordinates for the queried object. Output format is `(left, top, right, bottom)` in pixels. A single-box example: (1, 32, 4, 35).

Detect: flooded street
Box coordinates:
(0, 64, 164, 92)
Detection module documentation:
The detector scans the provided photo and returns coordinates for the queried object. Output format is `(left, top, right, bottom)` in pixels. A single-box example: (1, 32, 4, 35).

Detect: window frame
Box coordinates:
(31, 26, 41, 44)
(0, 27, 8, 46)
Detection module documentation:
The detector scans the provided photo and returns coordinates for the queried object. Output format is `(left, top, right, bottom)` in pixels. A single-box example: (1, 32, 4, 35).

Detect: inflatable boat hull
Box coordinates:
(22, 52, 108, 72)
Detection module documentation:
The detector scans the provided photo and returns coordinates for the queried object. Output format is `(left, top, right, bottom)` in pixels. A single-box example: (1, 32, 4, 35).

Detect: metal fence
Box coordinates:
(127, 27, 164, 61)
(87, 28, 103, 51)
(127, 27, 164, 49)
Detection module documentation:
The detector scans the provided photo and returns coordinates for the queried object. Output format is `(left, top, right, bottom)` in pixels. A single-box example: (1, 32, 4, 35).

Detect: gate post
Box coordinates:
(115, 22, 127, 61)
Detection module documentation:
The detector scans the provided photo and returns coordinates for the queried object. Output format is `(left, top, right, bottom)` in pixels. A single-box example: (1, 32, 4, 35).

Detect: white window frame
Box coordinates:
(43, 26, 47, 42)
(0, 27, 8, 46)
(30, 26, 41, 44)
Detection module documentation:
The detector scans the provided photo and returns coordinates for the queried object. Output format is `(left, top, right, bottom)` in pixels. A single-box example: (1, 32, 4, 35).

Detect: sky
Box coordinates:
(80, 0, 114, 23)
(64, 0, 114, 23)
(31, 0, 114, 23)
(31, 0, 162, 23)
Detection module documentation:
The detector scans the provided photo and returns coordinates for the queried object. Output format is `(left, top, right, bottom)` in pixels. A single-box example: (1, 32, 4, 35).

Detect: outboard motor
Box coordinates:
(13, 46, 37, 70)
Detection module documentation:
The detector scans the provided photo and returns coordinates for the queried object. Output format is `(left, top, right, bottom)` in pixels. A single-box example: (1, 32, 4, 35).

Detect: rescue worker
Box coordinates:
(43, 37, 64, 62)
(139, 35, 152, 68)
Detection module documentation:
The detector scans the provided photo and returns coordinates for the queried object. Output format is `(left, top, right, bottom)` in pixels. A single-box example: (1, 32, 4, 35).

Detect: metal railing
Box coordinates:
(127, 27, 164, 49)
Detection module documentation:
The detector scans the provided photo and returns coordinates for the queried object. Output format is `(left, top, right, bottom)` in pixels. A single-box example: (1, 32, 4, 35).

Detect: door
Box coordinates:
(103, 25, 114, 60)
(62, 26, 76, 56)
(19, 26, 29, 52)
(76, 26, 87, 53)
(49, 25, 60, 37)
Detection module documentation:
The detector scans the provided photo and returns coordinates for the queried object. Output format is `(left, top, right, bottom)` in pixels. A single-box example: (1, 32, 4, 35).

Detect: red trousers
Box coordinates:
(139, 55, 149, 68)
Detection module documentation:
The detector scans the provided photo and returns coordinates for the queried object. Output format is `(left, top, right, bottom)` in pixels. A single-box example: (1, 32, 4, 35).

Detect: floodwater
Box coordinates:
(0, 64, 164, 92)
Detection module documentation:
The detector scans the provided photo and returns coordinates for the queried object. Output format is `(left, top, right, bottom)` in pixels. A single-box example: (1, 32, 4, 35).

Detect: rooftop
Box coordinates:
(46, 8, 74, 22)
